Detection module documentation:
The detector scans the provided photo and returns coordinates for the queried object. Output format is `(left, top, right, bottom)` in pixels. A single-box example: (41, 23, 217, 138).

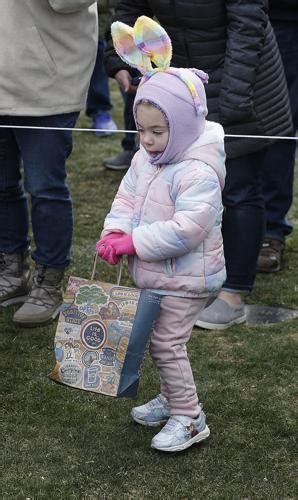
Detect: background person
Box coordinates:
(0, 0, 98, 327)
(104, 0, 293, 329)
(257, 0, 298, 272)
(86, 0, 118, 136)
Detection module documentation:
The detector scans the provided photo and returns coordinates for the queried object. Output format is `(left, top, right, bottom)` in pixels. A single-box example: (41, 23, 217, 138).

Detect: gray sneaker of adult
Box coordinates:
(103, 150, 135, 170)
(0, 251, 31, 307)
(195, 297, 246, 330)
(13, 265, 64, 327)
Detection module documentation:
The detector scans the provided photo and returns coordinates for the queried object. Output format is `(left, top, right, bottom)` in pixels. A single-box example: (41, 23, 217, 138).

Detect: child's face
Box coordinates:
(136, 103, 169, 158)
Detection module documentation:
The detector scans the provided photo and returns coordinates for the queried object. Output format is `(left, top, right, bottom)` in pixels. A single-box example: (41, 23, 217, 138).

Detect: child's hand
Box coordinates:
(97, 243, 120, 265)
(109, 233, 135, 256)
(95, 232, 124, 254)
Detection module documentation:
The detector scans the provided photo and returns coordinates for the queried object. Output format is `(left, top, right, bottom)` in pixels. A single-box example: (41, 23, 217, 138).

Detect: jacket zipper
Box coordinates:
(132, 165, 163, 282)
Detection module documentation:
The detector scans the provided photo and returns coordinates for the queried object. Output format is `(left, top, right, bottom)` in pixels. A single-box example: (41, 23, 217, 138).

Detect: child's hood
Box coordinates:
(181, 120, 226, 190)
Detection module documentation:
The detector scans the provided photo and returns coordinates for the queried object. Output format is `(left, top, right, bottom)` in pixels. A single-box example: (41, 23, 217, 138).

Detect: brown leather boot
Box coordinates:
(0, 251, 31, 307)
(257, 238, 285, 273)
(13, 264, 64, 327)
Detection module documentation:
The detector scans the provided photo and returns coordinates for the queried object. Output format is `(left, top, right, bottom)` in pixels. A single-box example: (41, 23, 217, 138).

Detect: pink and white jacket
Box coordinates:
(103, 121, 226, 298)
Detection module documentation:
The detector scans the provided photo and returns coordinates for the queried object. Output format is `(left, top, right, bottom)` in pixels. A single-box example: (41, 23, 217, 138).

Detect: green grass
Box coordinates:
(1, 87, 297, 499)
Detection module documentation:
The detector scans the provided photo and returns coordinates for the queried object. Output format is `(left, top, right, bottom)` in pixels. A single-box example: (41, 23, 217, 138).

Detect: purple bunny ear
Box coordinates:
(189, 68, 209, 85)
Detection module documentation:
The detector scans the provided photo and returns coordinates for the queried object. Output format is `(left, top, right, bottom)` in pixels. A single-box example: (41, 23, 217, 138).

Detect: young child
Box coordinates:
(96, 16, 226, 453)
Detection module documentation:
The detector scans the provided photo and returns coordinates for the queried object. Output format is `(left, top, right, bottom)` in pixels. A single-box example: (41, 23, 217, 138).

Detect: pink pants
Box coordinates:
(149, 295, 207, 418)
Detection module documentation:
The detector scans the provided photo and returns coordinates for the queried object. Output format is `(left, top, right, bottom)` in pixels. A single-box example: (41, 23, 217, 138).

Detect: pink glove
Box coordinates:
(95, 232, 124, 255)
(109, 233, 135, 256)
(97, 243, 120, 265)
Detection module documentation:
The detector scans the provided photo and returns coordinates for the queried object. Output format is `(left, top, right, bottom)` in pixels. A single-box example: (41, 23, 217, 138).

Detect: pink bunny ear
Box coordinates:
(134, 16, 172, 69)
(111, 21, 153, 74)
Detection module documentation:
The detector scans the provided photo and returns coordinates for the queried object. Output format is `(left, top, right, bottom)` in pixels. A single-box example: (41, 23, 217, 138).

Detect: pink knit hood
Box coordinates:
(133, 68, 209, 165)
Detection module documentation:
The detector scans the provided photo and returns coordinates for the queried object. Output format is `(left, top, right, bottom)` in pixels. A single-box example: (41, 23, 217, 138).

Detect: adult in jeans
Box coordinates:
(102, 72, 138, 170)
(86, 0, 118, 136)
(104, 0, 293, 329)
(257, 0, 298, 273)
(0, 0, 98, 326)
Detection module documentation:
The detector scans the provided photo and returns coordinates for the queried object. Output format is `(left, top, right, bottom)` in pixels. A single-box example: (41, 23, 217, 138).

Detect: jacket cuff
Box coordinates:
(48, 0, 96, 13)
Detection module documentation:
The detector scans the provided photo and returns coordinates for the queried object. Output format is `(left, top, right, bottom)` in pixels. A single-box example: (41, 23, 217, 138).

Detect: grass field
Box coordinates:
(1, 87, 297, 499)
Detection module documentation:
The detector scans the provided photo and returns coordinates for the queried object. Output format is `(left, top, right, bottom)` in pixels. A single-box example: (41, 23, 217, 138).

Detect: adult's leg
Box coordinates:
(121, 90, 137, 153)
(0, 119, 31, 306)
(86, 39, 112, 118)
(222, 149, 267, 292)
(0, 119, 29, 253)
(195, 149, 267, 330)
(104, 90, 137, 170)
(13, 112, 79, 268)
(261, 22, 298, 242)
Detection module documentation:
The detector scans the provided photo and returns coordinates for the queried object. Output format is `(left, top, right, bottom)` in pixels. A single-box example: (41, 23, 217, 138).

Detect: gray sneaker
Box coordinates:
(131, 394, 171, 427)
(195, 297, 246, 330)
(151, 407, 210, 453)
(103, 150, 135, 170)
(0, 251, 31, 307)
(13, 264, 64, 327)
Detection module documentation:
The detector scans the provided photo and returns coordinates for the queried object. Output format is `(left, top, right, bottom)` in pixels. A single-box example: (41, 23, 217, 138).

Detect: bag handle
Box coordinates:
(91, 253, 123, 286)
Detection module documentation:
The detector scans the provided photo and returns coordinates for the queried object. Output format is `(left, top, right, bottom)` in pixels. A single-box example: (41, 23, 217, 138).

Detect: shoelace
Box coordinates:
(148, 395, 165, 409)
(161, 417, 182, 434)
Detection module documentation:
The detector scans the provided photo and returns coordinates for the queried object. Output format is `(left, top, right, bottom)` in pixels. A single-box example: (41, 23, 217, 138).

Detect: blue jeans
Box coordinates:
(262, 21, 298, 242)
(0, 112, 79, 268)
(86, 39, 112, 118)
(222, 149, 267, 292)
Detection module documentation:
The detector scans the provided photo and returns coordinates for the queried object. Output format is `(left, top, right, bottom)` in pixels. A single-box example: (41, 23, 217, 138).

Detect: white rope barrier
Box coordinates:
(0, 124, 297, 140)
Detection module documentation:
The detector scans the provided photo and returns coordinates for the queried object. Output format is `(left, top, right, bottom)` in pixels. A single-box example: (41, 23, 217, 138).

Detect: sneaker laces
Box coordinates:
(148, 394, 168, 409)
(26, 266, 63, 307)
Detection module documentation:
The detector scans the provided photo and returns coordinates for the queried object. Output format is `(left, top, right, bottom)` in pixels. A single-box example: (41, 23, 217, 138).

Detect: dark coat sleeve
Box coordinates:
(219, 0, 268, 125)
(104, 0, 154, 77)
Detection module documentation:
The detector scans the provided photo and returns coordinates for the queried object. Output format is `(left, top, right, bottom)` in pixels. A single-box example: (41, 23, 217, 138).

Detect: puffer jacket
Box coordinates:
(103, 121, 226, 298)
(104, 0, 293, 158)
(0, 0, 98, 116)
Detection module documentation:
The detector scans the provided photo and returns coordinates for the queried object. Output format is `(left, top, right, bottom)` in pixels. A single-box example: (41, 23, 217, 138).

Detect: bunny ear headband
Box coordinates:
(111, 16, 208, 115)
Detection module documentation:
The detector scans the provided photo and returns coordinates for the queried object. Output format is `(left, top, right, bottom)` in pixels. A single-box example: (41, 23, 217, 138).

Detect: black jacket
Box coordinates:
(269, 0, 298, 23)
(105, 0, 293, 158)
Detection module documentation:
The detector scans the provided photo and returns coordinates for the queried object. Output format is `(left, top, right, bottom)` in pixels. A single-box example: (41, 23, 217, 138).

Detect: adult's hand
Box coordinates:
(115, 70, 138, 94)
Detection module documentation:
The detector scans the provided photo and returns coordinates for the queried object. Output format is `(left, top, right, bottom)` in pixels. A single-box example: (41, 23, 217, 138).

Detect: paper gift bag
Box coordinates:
(49, 273, 161, 398)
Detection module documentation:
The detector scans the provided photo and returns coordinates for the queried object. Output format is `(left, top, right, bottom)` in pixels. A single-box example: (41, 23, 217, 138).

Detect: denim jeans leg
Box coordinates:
(13, 112, 79, 268)
(86, 39, 112, 117)
(262, 138, 295, 241)
(222, 150, 267, 292)
(0, 121, 29, 253)
(261, 22, 298, 242)
(121, 90, 137, 152)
